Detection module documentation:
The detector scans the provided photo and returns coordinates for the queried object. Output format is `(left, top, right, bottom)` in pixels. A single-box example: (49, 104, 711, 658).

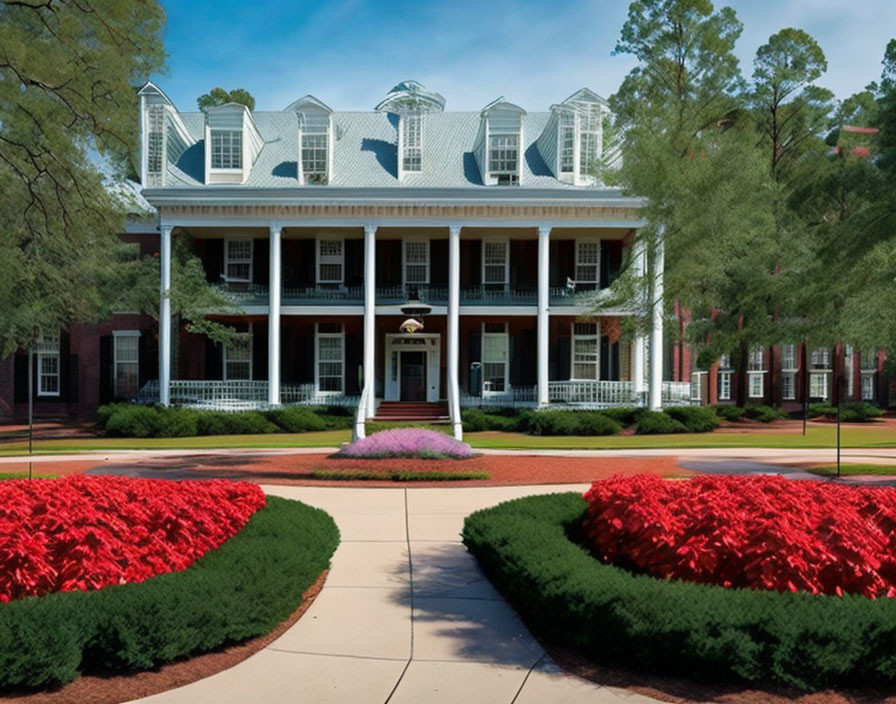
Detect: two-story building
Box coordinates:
(137, 80, 686, 437)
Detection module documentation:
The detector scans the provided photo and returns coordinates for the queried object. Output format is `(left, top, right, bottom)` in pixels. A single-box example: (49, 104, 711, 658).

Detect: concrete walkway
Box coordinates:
(134, 484, 660, 704)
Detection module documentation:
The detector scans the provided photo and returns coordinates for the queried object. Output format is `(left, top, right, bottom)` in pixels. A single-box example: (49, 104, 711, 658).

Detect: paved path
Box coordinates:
(133, 484, 660, 704)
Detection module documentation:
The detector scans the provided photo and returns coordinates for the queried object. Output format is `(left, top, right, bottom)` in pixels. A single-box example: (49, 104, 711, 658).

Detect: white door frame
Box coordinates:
(385, 333, 441, 402)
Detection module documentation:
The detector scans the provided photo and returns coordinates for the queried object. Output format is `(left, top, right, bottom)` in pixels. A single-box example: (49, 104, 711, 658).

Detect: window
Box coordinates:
(302, 134, 328, 184)
(781, 373, 795, 401)
(403, 113, 422, 172)
(210, 130, 242, 169)
(781, 344, 797, 371)
(578, 104, 601, 176)
(489, 134, 518, 178)
(316, 323, 344, 394)
(559, 111, 574, 173)
(862, 373, 875, 401)
(718, 371, 732, 401)
(482, 322, 508, 393)
(810, 372, 829, 400)
(113, 332, 140, 399)
(224, 239, 252, 282)
(810, 347, 831, 370)
(748, 347, 765, 372)
(575, 240, 600, 288)
(719, 354, 731, 368)
(844, 346, 855, 398)
(317, 239, 343, 284)
(404, 240, 429, 285)
(747, 347, 764, 399)
(690, 372, 705, 402)
(780, 343, 797, 401)
(146, 105, 164, 186)
(36, 331, 60, 397)
(223, 326, 252, 381)
(572, 322, 599, 380)
(482, 240, 508, 290)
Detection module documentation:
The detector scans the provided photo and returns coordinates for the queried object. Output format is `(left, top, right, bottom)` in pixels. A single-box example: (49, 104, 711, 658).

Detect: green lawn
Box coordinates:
(807, 463, 896, 477)
(0, 423, 892, 456)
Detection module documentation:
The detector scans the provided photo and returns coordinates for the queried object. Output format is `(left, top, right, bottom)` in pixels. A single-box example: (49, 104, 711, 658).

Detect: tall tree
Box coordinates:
(197, 87, 255, 111)
(0, 0, 166, 356)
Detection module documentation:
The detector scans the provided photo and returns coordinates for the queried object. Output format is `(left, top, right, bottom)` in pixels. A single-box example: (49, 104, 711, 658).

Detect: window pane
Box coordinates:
(559, 111, 574, 173)
(405, 241, 427, 264)
(489, 134, 518, 174)
(211, 130, 242, 169)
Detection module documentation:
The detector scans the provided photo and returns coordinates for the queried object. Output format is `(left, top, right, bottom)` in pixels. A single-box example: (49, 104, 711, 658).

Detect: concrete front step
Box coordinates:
(370, 417, 451, 423)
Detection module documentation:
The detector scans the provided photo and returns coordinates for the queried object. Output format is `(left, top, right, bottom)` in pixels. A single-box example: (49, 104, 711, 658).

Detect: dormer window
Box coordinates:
(578, 103, 601, 177)
(403, 113, 422, 172)
(489, 135, 519, 184)
(301, 114, 329, 185)
(541, 88, 609, 185)
(211, 130, 242, 169)
(559, 111, 574, 174)
(146, 105, 165, 186)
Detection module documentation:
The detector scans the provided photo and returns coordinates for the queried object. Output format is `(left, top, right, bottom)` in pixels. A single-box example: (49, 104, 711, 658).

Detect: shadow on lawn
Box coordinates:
(86, 454, 318, 484)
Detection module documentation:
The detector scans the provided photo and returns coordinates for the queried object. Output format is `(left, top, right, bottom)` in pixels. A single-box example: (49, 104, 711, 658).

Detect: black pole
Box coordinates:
(836, 401, 841, 478)
(802, 341, 809, 436)
(836, 345, 842, 479)
(27, 346, 33, 480)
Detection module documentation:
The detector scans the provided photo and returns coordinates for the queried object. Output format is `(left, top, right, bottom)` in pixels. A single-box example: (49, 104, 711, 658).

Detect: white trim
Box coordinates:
(570, 321, 600, 381)
(224, 237, 253, 283)
(781, 371, 796, 401)
(384, 333, 441, 402)
(481, 322, 509, 395)
(718, 370, 732, 401)
(35, 330, 61, 398)
(482, 238, 509, 289)
(690, 371, 706, 402)
(747, 372, 765, 399)
(223, 324, 253, 381)
(314, 323, 345, 395)
(316, 236, 344, 284)
(112, 330, 141, 399)
(402, 238, 430, 286)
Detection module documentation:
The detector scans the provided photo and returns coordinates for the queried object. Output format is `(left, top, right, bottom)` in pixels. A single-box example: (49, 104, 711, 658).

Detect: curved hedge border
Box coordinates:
(0, 496, 339, 691)
(462, 493, 896, 691)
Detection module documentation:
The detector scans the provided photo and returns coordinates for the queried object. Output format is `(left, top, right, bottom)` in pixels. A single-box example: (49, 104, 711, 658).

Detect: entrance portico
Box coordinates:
(384, 333, 441, 402)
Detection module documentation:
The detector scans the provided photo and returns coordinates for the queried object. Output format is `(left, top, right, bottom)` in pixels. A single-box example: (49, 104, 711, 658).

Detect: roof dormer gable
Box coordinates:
(203, 102, 263, 185)
(138, 82, 194, 188)
(375, 81, 445, 179)
(287, 95, 333, 185)
(475, 97, 526, 186)
(543, 87, 610, 185)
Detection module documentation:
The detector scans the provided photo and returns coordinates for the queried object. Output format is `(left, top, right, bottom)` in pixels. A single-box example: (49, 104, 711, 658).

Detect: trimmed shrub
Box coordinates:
(598, 406, 644, 427)
(810, 402, 884, 423)
(635, 410, 688, 435)
(527, 410, 622, 437)
(743, 405, 789, 423)
(462, 409, 519, 432)
(194, 412, 279, 436)
(712, 404, 745, 422)
(104, 404, 162, 438)
(663, 406, 719, 433)
(0, 497, 339, 690)
(266, 407, 326, 433)
(463, 493, 896, 691)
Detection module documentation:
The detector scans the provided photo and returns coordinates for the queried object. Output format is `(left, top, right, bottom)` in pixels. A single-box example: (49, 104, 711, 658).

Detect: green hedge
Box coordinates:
(99, 403, 350, 437)
(663, 406, 720, 433)
(809, 402, 884, 423)
(711, 404, 745, 422)
(743, 405, 789, 423)
(635, 410, 688, 434)
(462, 493, 896, 691)
(527, 410, 622, 436)
(0, 496, 339, 690)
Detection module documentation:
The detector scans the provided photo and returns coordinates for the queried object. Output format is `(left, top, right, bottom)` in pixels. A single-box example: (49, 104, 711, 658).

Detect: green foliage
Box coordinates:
(463, 493, 896, 691)
(265, 407, 326, 433)
(712, 404, 745, 422)
(0, 2, 165, 356)
(195, 412, 279, 436)
(597, 406, 644, 427)
(197, 87, 256, 111)
(461, 409, 521, 432)
(635, 410, 688, 435)
(0, 497, 338, 690)
(809, 402, 884, 423)
(664, 406, 720, 432)
(310, 469, 489, 481)
(528, 411, 622, 437)
(743, 405, 789, 423)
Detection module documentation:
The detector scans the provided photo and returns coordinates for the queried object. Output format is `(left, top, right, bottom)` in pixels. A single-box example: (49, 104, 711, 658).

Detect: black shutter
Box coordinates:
(460, 240, 481, 287)
(375, 240, 401, 286)
(59, 331, 71, 402)
(557, 241, 575, 285)
(549, 240, 560, 287)
(345, 332, 361, 394)
(600, 337, 619, 381)
(252, 321, 268, 382)
(298, 333, 315, 384)
(344, 239, 364, 286)
(254, 238, 270, 286)
(521, 328, 537, 385)
(556, 335, 571, 381)
(14, 353, 28, 404)
(513, 240, 537, 290)
(430, 239, 448, 286)
(509, 333, 520, 386)
(205, 338, 222, 380)
(299, 239, 315, 287)
(204, 239, 224, 283)
(67, 355, 79, 405)
(604, 241, 623, 286)
(138, 332, 151, 387)
(468, 333, 481, 395)
(99, 336, 113, 403)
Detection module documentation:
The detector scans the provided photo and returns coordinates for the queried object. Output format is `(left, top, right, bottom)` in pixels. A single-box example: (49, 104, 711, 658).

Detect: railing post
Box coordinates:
(268, 224, 282, 406)
(537, 225, 550, 407)
(159, 223, 173, 406)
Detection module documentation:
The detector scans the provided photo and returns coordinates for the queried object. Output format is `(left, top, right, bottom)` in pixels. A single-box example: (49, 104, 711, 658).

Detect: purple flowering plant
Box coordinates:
(336, 428, 474, 460)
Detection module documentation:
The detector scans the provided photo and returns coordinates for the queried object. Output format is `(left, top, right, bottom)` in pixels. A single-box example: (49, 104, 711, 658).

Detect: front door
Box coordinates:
(400, 351, 426, 401)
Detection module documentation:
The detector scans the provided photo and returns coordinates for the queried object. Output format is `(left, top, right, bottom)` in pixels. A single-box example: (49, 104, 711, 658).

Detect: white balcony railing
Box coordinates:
(137, 380, 358, 411)
(548, 380, 636, 407)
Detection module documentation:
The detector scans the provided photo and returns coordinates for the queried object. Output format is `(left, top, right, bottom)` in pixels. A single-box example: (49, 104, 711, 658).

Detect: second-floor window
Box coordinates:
(781, 343, 798, 400)
(489, 134, 518, 184)
(718, 353, 732, 401)
(810, 347, 831, 370)
(210, 130, 242, 169)
(483, 240, 508, 290)
(747, 347, 765, 398)
(403, 113, 422, 172)
(404, 240, 429, 285)
(572, 322, 599, 380)
(575, 240, 600, 288)
(36, 330, 60, 397)
(225, 239, 252, 282)
(224, 326, 252, 381)
(317, 239, 343, 284)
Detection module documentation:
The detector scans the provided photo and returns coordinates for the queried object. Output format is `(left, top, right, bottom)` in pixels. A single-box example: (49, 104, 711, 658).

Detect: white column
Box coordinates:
(648, 229, 665, 411)
(632, 236, 647, 402)
(159, 223, 172, 406)
(447, 225, 462, 439)
(537, 225, 551, 407)
(268, 224, 282, 406)
(363, 223, 377, 418)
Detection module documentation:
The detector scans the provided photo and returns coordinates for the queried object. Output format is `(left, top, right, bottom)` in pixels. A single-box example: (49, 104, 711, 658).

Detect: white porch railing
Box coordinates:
(459, 386, 537, 408)
(548, 380, 636, 407)
(138, 380, 359, 411)
(661, 381, 693, 406)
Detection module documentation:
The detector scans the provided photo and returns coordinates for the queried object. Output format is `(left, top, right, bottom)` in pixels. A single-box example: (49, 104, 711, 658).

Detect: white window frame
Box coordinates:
(577, 104, 601, 179)
(844, 345, 855, 398)
(482, 322, 509, 394)
(559, 110, 575, 174)
(315, 323, 345, 395)
(747, 346, 765, 399)
(862, 372, 875, 401)
(316, 237, 344, 285)
(223, 325, 253, 381)
(210, 129, 242, 170)
(489, 134, 519, 181)
(690, 371, 705, 402)
(402, 239, 430, 286)
(482, 239, 509, 290)
(402, 113, 423, 173)
(112, 330, 141, 399)
(224, 238, 253, 283)
(718, 371, 732, 401)
(36, 330, 60, 397)
(809, 372, 829, 400)
(571, 322, 600, 381)
(146, 104, 165, 187)
(575, 239, 601, 287)
(810, 347, 831, 370)
(780, 343, 798, 401)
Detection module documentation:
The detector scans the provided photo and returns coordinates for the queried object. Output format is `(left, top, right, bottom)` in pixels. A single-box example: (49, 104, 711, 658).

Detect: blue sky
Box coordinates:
(154, 0, 896, 113)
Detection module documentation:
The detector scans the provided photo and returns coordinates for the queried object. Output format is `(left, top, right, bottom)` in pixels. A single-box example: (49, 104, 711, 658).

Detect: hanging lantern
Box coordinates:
(400, 318, 424, 334)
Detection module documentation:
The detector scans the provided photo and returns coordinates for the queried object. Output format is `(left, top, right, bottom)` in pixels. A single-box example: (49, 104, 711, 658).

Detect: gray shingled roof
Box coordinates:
(163, 111, 588, 190)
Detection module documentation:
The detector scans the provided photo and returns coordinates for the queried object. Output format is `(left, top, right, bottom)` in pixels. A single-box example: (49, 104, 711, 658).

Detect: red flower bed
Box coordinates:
(583, 474, 896, 598)
(0, 475, 265, 602)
